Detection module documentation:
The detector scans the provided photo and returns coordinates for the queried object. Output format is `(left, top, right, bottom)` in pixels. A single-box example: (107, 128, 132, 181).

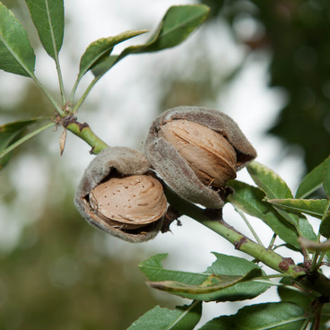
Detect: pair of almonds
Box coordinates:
(75, 106, 257, 242)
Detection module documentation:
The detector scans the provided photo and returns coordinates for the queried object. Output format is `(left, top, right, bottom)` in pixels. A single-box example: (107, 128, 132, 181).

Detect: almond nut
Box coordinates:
(89, 174, 167, 229)
(159, 120, 237, 188)
(75, 147, 167, 243)
(144, 106, 257, 209)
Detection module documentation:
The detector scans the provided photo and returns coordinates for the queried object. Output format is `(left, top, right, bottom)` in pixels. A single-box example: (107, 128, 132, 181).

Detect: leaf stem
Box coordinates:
(44, 0, 66, 105)
(69, 77, 80, 104)
(234, 205, 265, 247)
(0, 122, 56, 159)
(72, 77, 100, 113)
(65, 119, 108, 154)
(54, 54, 66, 105)
(268, 233, 277, 249)
(32, 74, 65, 116)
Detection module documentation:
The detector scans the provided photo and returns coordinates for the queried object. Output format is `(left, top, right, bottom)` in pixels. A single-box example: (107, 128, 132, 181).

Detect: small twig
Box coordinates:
(233, 205, 265, 247)
(268, 233, 277, 250)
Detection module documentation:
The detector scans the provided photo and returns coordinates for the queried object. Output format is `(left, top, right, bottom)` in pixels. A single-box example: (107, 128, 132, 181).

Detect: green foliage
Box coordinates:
(0, 118, 52, 170)
(324, 157, 330, 198)
(296, 157, 329, 199)
(228, 180, 303, 249)
(248, 161, 317, 242)
(268, 199, 328, 219)
(90, 5, 210, 80)
(139, 253, 268, 302)
(77, 30, 147, 82)
(127, 301, 202, 330)
(199, 302, 306, 330)
(0, 2, 35, 77)
(25, 0, 64, 59)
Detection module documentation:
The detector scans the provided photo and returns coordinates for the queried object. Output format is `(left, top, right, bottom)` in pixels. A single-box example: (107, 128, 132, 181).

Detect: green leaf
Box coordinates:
(299, 214, 317, 242)
(91, 5, 210, 78)
(267, 199, 329, 219)
(139, 253, 269, 302)
(278, 277, 315, 310)
(227, 180, 303, 249)
(78, 30, 147, 81)
(320, 208, 330, 238)
(324, 157, 330, 198)
(247, 162, 294, 200)
(25, 0, 64, 59)
(127, 301, 202, 330)
(247, 162, 314, 240)
(296, 157, 329, 199)
(0, 118, 52, 170)
(0, 2, 36, 77)
(198, 302, 306, 330)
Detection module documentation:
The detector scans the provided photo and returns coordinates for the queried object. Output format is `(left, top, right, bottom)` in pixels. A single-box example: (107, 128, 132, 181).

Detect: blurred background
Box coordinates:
(0, 0, 329, 329)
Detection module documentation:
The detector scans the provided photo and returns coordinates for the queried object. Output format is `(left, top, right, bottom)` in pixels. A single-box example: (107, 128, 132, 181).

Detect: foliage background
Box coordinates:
(0, 0, 329, 329)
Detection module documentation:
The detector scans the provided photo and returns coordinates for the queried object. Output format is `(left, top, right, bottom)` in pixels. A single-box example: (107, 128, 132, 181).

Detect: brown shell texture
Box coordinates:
(75, 146, 166, 243)
(144, 106, 257, 209)
(89, 174, 167, 229)
(160, 120, 237, 188)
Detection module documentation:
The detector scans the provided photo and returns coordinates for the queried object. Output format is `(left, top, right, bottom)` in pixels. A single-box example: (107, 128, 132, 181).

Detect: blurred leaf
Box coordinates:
(78, 30, 147, 81)
(298, 237, 330, 252)
(0, 2, 35, 76)
(127, 301, 202, 330)
(320, 208, 330, 238)
(267, 199, 329, 219)
(324, 157, 330, 198)
(247, 162, 317, 241)
(0, 118, 52, 170)
(92, 5, 210, 78)
(139, 253, 269, 302)
(278, 277, 315, 310)
(25, 0, 64, 59)
(228, 180, 303, 249)
(198, 302, 306, 330)
(296, 157, 329, 199)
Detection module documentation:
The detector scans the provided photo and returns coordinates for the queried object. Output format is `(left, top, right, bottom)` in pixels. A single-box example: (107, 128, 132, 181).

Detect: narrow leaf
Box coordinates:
(267, 199, 329, 219)
(127, 301, 202, 330)
(25, 0, 64, 59)
(228, 180, 302, 249)
(139, 253, 269, 302)
(78, 30, 147, 81)
(296, 157, 329, 198)
(248, 162, 301, 231)
(91, 5, 210, 78)
(324, 157, 330, 197)
(0, 118, 53, 170)
(298, 237, 330, 252)
(0, 2, 36, 76)
(148, 268, 261, 295)
(198, 302, 305, 330)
